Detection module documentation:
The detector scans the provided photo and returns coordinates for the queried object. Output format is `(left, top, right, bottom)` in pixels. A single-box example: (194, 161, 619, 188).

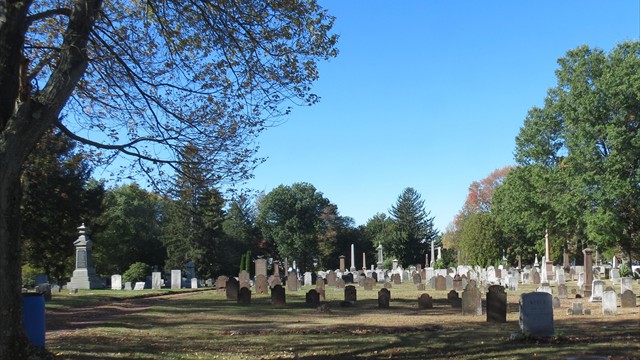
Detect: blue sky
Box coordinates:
(244, 1, 640, 232)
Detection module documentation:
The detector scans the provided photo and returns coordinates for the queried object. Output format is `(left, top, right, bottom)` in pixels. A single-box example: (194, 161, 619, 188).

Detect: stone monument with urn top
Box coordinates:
(67, 224, 102, 289)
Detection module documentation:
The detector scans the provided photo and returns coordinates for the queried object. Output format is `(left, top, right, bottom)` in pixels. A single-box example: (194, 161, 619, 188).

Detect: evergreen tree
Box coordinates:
(388, 187, 438, 266)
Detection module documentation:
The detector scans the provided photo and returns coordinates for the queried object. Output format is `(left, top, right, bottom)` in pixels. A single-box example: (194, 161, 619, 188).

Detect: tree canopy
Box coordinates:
(0, 1, 338, 357)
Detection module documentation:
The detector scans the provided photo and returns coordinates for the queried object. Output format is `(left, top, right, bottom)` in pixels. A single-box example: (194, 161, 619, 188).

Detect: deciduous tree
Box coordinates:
(0, 1, 337, 356)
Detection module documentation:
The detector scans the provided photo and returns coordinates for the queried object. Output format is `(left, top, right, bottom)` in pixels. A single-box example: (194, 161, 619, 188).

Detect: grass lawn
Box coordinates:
(45, 279, 640, 359)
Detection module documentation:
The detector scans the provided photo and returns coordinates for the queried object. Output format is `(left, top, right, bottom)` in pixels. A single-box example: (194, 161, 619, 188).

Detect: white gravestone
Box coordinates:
(111, 275, 122, 290)
(133, 282, 145, 290)
(590, 280, 605, 302)
(602, 289, 617, 315)
(152, 272, 163, 289)
(171, 270, 182, 290)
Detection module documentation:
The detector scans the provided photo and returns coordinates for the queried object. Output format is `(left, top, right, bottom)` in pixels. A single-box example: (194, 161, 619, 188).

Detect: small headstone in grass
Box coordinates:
(255, 258, 267, 277)
(453, 274, 462, 291)
(316, 278, 325, 290)
(342, 272, 354, 284)
(536, 282, 552, 295)
(378, 288, 390, 308)
(413, 273, 422, 284)
(602, 289, 617, 315)
(557, 284, 568, 299)
(335, 278, 345, 289)
(191, 278, 199, 289)
(418, 293, 433, 309)
(486, 285, 507, 323)
(134, 282, 145, 290)
(620, 290, 636, 308)
(384, 282, 392, 289)
(326, 271, 337, 287)
(271, 284, 286, 306)
(448, 290, 461, 308)
(445, 275, 454, 290)
(344, 285, 357, 304)
(255, 274, 268, 295)
(111, 275, 122, 290)
(571, 302, 583, 315)
(435, 275, 446, 291)
(171, 270, 181, 289)
(519, 292, 554, 338)
(552, 296, 560, 309)
(287, 271, 299, 292)
(124, 282, 132, 291)
(237, 286, 251, 305)
(226, 277, 239, 300)
(267, 275, 281, 288)
(305, 289, 320, 306)
(417, 283, 425, 291)
(532, 271, 541, 285)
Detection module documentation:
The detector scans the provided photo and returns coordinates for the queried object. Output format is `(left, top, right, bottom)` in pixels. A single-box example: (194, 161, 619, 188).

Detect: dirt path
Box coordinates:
(46, 290, 215, 339)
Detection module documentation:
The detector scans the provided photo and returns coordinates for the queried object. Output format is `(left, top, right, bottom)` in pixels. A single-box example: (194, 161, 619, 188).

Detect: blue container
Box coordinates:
(22, 293, 45, 347)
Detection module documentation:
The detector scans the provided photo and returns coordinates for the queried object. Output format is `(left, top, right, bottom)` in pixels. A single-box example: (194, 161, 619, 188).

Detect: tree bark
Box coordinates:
(0, 0, 102, 357)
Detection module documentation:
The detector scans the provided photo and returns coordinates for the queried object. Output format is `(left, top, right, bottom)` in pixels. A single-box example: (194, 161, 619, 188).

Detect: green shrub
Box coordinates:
(123, 262, 151, 283)
(619, 262, 632, 278)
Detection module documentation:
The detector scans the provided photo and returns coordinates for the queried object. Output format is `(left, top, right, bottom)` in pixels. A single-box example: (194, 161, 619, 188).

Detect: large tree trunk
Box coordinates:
(0, 0, 102, 357)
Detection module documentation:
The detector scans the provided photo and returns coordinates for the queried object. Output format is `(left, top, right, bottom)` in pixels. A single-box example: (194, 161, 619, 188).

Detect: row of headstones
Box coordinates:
(535, 280, 637, 314)
(109, 270, 208, 291)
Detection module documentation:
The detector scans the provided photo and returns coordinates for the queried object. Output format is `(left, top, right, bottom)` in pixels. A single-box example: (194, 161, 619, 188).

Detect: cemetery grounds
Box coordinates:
(46, 281, 639, 359)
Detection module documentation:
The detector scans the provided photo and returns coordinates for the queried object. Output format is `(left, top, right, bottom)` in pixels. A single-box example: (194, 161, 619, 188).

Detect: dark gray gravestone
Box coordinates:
(371, 272, 378, 282)
(226, 277, 239, 300)
(342, 273, 354, 284)
(435, 275, 446, 291)
(418, 293, 433, 309)
(378, 288, 390, 308)
(271, 284, 286, 306)
(621, 290, 636, 308)
(344, 285, 357, 304)
(255, 274, 268, 295)
(486, 285, 507, 323)
(462, 283, 482, 316)
(448, 289, 462, 308)
(305, 289, 320, 307)
(238, 287, 251, 305)
(519, 292, 554, 338)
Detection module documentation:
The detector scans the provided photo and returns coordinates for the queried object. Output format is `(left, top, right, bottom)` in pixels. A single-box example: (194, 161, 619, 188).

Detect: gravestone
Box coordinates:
(412, 273, 422, 284)
(462, 283, 482, 316)
(486, 285, 507, 323)
(392, 274, 401, 285)
(67, 224, 102, 290)
(111, 275, 122, 290)
(238, 287, 251, 305)
(305, 289, 320, 307)
(215, 276, 228, 291)
(620, 290, 636, 308)
(316, 278, 325, 291)
(536, 282, 552, 295)
(557, 284, 568, 299)
(226, 277, 239, 300)
(602, 289, 617, 315)
(152, 272, 163, 290)
(532, 271, 541, 285)
(239, 270, 250, 286)
(342, 272, 354, 284)
(378, 288, 390, 308)
(445, 275, 454, 290)
(364, 277, 375, 291)
(435, 275, 446, 291)
(133, 282, 145, 290)
(418, 293, 433, 309)
(448, 290, 461, 308)
(326, 271, 337, 287)
(570, 302, 583, 315)
(287, 271, 299, 291)
(171, 270, 181, 290)
(124, 282, 132, 291)
(551, 296, 560, 309)
(371, 272, 378, 282)
(577, 272, 585, 290)
(453, 275, 462, 291)
(271, 284, 286, 306)
(508, 276, 518, 291)
(610, 268, 621, 284)
(417, 283, 425, 291)
(620, 277, 633, 293)
(344, 285, 357, 304)
(519, 292, 554, 338)
(255, 258, 268, 277)
(191, 278, 199, 289)
(255, 274, 268, 295)
(304, 272, 313, 286)
(268, 275, 282, 288)
(384, 282, 392, 289)
(590, 280, 605, 302)
(335, 278, 346, 289)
